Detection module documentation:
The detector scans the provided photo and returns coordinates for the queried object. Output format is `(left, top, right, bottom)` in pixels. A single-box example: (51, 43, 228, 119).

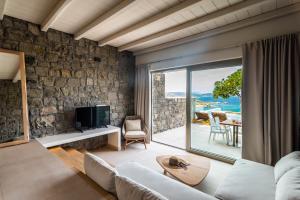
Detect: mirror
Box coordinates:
(0, 49, 30, 148)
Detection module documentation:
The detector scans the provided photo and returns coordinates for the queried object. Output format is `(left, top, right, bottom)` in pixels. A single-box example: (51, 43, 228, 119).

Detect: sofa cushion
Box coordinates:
(126, 119, 142, 131)
(116, 162, 217, 200)
(276, 167, 300, 200)
(215, 159, 275, 200)
(84, 153, 117, 194)
(115, 175, 168, 200)
(274, 151, 300, 183)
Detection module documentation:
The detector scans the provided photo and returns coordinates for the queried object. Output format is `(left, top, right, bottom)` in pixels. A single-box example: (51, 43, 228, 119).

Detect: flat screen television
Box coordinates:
(75, 105, 110, 132)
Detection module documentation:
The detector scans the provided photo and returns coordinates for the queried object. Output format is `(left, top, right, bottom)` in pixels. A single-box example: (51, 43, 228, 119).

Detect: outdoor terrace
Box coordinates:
(152, 123, 242, 159)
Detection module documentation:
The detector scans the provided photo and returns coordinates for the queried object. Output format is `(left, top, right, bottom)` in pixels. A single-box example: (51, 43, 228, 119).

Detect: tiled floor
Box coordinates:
(91, 142, 232, 195)
(152, 124, 242, 159)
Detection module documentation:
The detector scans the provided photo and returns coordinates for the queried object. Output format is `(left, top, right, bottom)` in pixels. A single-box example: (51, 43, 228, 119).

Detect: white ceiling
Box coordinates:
(0, 52, 20, 80)
(4, 0, 60, 24)
(2, 0, 300, 53)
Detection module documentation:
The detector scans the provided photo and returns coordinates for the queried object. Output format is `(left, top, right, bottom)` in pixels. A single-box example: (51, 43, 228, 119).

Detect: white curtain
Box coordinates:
(134, 64, 151, 143)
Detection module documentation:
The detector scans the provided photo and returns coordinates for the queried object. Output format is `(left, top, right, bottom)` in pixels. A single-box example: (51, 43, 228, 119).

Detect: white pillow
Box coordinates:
(274, 151, 300, 183)
(276, 167, 300, 200)
(126, 119, 142, 131)
(115, 175, 168, 200)
(84, 152, 117, 194)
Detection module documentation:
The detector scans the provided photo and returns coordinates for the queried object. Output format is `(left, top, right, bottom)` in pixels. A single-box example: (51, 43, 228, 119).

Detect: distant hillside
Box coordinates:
(166, 92, 186, 97)
(166, 92, 240, 103)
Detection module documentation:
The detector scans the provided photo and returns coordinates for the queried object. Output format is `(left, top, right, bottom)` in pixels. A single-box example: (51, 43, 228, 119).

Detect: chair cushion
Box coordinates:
(212, 112, 227, 122)
(84, 153, 117, 194)
(195, 112, 209, 120)
(126, 119, 142, 131)
(276, 167, 300, 200)
(125, 130, 146, 139)
(274, 151, 300, 183)
(215, 159, 275, 200)
(115, 175, 168, 200)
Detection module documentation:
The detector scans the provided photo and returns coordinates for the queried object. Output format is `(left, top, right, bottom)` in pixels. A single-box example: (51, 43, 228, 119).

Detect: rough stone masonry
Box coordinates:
(0, 16, 135, 147)
(152, 73, 186, 134)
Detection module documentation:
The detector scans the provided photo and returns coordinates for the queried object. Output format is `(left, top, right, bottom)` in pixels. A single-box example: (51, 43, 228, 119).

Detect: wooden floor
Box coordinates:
(49, 147, 116, 200)
(49, 147, 86, 173)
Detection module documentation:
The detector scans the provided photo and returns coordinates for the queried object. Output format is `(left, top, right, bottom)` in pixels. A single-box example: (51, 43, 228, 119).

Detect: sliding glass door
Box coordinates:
(150, 59, 242, 162)
(187, 60, 242, 161)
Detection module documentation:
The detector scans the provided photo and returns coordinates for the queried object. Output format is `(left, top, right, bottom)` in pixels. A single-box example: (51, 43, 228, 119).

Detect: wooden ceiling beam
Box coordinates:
(0, 0, 7, 20)
(134, 3, 300, 56)
(41, 0, 73, 32)
(99, 0, 202, 46)
(74, 0, 135, 40)
(118, 0, 267, 51)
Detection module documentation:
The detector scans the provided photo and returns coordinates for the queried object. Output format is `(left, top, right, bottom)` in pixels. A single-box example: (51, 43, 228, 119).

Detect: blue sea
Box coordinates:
(167, 92, 241, 113)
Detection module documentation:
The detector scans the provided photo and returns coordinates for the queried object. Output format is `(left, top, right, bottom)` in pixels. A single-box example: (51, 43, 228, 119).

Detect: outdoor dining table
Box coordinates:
(220, 119, 242, 147)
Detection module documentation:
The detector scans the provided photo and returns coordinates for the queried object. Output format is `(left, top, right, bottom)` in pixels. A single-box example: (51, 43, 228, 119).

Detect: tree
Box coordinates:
(213, 69, 242, 99)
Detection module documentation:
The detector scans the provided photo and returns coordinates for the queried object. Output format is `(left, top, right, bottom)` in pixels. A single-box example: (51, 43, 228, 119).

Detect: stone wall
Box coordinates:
(0, 16, 135, 147)
(152, 73, 186, 134)
(0, 81, 23, 143)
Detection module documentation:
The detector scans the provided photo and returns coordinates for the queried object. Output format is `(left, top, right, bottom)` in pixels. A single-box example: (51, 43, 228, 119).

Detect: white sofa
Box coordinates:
(116, 162, 216, 200)
(215, 159, 276, 200)
(84, 151, 300, 200)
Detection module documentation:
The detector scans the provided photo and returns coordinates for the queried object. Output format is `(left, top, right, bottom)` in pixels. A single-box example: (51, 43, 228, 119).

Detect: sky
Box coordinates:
(165, 66, 242, 94)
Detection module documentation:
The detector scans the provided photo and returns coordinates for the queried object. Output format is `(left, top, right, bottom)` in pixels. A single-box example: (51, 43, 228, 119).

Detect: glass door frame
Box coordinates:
(150, 58, 242, 163)
(186, 58, 242, 164)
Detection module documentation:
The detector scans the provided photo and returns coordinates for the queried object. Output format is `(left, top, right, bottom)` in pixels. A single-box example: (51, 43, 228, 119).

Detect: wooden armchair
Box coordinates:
(122, 116, 147, 150)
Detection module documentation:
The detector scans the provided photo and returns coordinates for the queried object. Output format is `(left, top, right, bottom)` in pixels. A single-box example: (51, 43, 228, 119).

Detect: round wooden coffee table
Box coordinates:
(156, 155, 210, 186)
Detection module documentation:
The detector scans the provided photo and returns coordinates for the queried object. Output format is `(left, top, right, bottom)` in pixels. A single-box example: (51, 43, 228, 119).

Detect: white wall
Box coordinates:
(149, 47, 242, 71)
(136, 11, 300, 70)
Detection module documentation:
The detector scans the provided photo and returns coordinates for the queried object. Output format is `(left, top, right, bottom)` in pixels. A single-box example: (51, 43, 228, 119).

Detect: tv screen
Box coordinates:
(75, 105, 110, 131)
(94, 105, 110, 128)
(75, 107, 93, 130)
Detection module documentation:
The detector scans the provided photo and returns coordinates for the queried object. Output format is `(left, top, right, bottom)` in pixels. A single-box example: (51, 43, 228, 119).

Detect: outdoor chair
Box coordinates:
(122, 115, 147, 150)
(208, 113, 231, 144)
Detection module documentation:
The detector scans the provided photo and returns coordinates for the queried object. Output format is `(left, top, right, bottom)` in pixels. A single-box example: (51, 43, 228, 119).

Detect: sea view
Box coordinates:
(167, 92, 241, 113)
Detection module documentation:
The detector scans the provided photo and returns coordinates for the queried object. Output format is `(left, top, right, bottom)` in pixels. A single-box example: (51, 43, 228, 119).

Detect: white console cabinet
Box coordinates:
(36, 125, 121, 150)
